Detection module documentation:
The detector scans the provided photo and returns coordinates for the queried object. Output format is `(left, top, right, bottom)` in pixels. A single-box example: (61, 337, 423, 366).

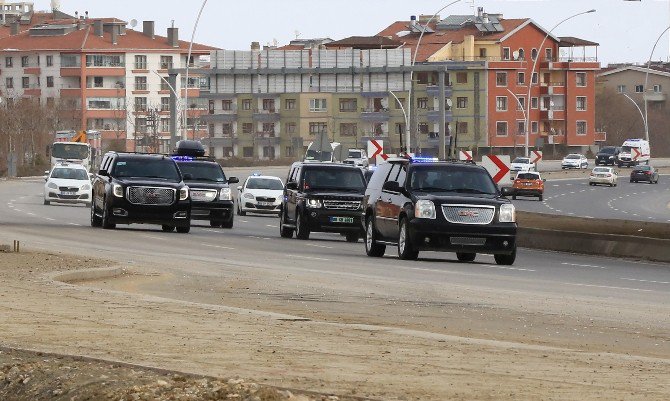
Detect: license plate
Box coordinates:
(62, 191, 76, 196)
(257, 201, 273, 206)
(330, 216, 354, 223)
(524, 183, 532, 186)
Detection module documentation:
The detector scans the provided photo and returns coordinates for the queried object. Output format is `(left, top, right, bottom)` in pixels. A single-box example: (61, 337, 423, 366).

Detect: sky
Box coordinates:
(33, 0, 670, 65)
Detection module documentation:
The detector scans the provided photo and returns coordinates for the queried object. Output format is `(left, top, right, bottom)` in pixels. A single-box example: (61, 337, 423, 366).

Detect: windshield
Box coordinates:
(177, 162, 226, 182)
(621, 146, 634, 153)
(348, 150, 362, 159)
(305, 149, 333, 162)
(51, 168, 88, 180)
(247, 178, 283, 190)
(599, 147, 616, 154)
(512, 158, 530, 164)
(52, 143, 89, 159)
(113, 158, 181, 182)
(302, 168, 366, 191)
(409, 166, 497, 195)
(566, 154, 580, 159)
(517, 173, 540, 180)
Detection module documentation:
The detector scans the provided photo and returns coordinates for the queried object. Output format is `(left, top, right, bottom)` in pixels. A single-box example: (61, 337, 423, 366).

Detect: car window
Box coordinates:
(636, 166, 651, 171)
(348, 150, 362, 158)
(600, 147, 615, 154)
(113, 158, 181, 182)
(593, 167, 609, 173)
(177, 162, 226, 182)
(51, 168, 88, 180)
(566, 155, 580, 159)
(512, 158, 530, 164)
(366, 163, 393, 191)
(302, 167, 366, 191)
(517, 173, 539, 180)
(246, 178, 283, 190)
(409, 166, 497, 195)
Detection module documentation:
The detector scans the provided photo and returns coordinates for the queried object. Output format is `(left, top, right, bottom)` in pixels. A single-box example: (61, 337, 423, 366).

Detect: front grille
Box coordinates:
(442, 204, 495, 225)
(59, 187, 78, 192)
(256, 196, 276, 202)
(191, 189, 218, 202)
(127, 186, 175, 205)
(323, 200, 361, 210)
(450, 237, 487, 246)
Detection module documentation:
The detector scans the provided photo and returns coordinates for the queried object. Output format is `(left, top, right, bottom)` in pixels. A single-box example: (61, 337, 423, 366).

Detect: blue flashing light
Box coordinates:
(171, 156, 195, 162)
(411, 156, 439, 163)
(251, 171, 262, 176)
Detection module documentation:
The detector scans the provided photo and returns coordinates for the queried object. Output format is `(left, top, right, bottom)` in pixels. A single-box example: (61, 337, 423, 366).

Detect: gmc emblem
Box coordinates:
(458, 210, 479, 218)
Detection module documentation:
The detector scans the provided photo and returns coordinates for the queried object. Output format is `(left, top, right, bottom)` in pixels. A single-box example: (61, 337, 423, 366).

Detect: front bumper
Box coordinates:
(105, 197, 191, 227)
(46, 191, 90, 204)
(303, 208, 364, 234)
(190, 200, 234, 221)
(408, 218, 517, 255)
(242, 200, 282, 214)
(561, 163, 580, 169)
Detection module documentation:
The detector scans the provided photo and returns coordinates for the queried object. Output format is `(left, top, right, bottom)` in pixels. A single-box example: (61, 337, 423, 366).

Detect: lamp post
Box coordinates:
(388, 90, 409, 154)
(620, 93, 647, 137)
(406, 0, 462, 153)
(643, 25, 670, 145)
(182, 0, 209, 141)
(524, 9, 596, 157)
(506, 88, 527, 156)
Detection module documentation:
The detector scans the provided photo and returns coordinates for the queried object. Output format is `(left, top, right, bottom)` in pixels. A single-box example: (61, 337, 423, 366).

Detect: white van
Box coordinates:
(618, 139, 650, 167)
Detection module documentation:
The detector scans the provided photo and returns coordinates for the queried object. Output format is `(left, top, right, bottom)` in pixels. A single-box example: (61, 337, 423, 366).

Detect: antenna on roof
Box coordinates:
(294, 30, 300, 39)
(171, 20, 175, 28)
(130, 19, 138, 28)
(50, 0, 60, 12)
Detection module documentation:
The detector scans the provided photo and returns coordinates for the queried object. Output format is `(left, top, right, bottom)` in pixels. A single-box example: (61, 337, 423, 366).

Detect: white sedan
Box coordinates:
(44, 163, 92, 206)
(510, 157, 535, 173)
(589, 167, 618, 187)
(236, 174, 284, 215)
(561, 154, 589, 169)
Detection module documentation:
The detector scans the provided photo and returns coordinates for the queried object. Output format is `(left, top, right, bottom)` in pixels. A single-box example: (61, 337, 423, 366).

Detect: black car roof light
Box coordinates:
(174, 140, 206, 157)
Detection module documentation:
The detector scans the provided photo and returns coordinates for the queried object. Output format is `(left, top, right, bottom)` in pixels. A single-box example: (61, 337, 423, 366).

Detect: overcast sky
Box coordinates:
(36, 0, 670, 65)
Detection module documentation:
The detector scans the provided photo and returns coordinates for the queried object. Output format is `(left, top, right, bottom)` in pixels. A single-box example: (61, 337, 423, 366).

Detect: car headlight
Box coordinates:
(609, 156, 614, 159)
(415, 200, 436, 219)
(499, 203, 516, 223)
(47, 182, 58, 190)
(179, 186, 189, 201)
(113, 183, 124, 198)
(307, 198, 322, 208)
(80, 184, 91, 191)
(219, 188, 231, 200)
(243, 192, 254, 200)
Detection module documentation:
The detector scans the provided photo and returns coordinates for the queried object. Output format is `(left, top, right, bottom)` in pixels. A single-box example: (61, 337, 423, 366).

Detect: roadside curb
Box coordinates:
(49, 266, 128, 284)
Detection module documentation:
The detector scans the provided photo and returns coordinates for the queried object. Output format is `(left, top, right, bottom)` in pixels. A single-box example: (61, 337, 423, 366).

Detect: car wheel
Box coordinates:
(210, 220, 221, 227)
(345, 233, 359, 243)
(90, 200, 102, 227)
(238, 207, 246, 216)
(43, 199, 50, 205)
(162, 225, 175, 232)
(456, 252, 476, 262)
(538, 195, 543, 201)
(279, 211, 293, 238)
(494, 246, 516, 266)
(365, 217, 385, 257)
(589, 182, 594, 186)
(176, 224, 190, 234)
(512, 195, 517, 200)
(221, 217, 234, 229)
(101, 199, 116, 229)
(397, 218, 418, 260)
(295, 212, 310, 240)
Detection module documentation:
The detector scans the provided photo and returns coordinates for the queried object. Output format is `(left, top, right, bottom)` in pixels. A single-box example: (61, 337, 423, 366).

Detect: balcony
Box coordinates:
(252, 108, 280, 122)
(85, 109, 126, 119)
(85, 87, 126, 97)
(540, 108, 565, 121)
(24, 87, 41, 97)
(595, 132, 607, 142)
(361, 107, 390, 122)
(61, 67, 82, 77)
(254, 132, 280, 146)
(201, 112, 237, 122)
(539, 82, 565, 95)
(201, 136, 238, 147)
(427, 107, 453, 123)
(426, 84, 453, 97)
(546, 134, 566, 145)
(644, 92, 666, 102)
(60, 87, 82, 97)
(23, 67, 40, 75)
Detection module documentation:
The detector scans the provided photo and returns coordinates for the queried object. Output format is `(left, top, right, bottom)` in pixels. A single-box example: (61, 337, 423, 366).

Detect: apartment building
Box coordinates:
(598, 65, 669, 110)
(0, 13, 216, 152)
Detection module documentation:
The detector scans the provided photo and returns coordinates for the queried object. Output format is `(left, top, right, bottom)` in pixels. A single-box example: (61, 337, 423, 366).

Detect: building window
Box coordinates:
(517, 121, 526, 135)
(134, 55, 147, 69)
(515, 96, 525, 111)
(394, 97, 406, 109)
(135, 76, 147, 91)
(309, 122, 328, 135)
(456, 97, 468, 109)
(160, 118, 170, 132)
(285, 146, 294, 157)
(242, 99, 252, 110)
(160, 56, 173, 70)
(88, 99, 112, 109)
(532, 72, 538, 84)
(395, 123, 405, 135)
(5, 77, 12, 88)
(418, 123, 429, 134)
(135, 118, 147, 133)
(21, 77, 29, 88)
(339, 98, 357, 112)
(285, 98, 296, 110)
(531, 97, 538, 109)
(46, 55, 53, 67)
(92, 76, 103, 88)
(262, 98, 275, 111)
(531, 48, 538, 61)
(545, 48, 553, 61)
(5, 57, 12, 67)
(221, 123, 233, 136)
(160, 78, 171, 91)
(654, 84, 662, 92)
(242, 147, 253, 157)
(417, 97, 428, 109)
(617, 85, 626, 93)
(517, 48, 525, 60)
(456, 72, 468, 84)
(635, 85, 644, 93)
(340, 123, 357, 136)
(502, 47, 510, 60)
(576, 121, 587, 136)
(285, 122, 296, 134)
(576, 72, 587, 87)
(531, 121, 538, 133)
(479, 48, 487, 59)
(457, 121, 468, 134)
(496, 96, 507, 111)
(221, 100, 232, 110)
(21, 56, 28, 67)
(496, 72, 507, 86)
(517, 72, 525, 85)
(46, 76, 54, 88)
(496, 121, 508, 136)
(262, 122, 275, 134)
(135, 97, 147, 112)
(161, 97, 170, 112)
(208, 100, 215, 114)
(576, 96, 587, 111)
(242, 123, 253, 134)
(309, 98, 327, 112)
(86, 54, 123, 67)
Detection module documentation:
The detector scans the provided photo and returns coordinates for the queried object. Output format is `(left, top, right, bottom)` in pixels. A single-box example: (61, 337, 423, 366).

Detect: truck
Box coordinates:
(618, 138, 650, 167)
(304, 141, 342, 163)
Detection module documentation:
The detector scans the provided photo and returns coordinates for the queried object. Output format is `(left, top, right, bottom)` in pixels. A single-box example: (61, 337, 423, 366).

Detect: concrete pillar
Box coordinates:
(439, 69, 447, 159)
(169, 73, 178, 151)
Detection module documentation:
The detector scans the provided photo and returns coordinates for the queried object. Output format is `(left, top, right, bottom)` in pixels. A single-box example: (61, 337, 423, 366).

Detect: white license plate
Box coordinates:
(330, 216, 354, 223)
(257, 202, 273, 206)
(62, 191, 76, 196)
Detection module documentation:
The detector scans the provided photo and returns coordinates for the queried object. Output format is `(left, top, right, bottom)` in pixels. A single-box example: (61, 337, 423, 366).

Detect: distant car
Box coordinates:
(512, 171, 545, 201)
(589, 166, 618, 187)
(343, 149, 369, 168)
(510, 157, 535, 174)
(630, 165, 659, 184)
(561, 154, 588, 169)
(236, 174, 284, 215)
(595, 146, 620, 166)
(43, 163, 92, 207)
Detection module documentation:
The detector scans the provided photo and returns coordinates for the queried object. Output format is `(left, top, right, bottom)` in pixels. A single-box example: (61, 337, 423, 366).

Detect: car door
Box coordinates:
(377, 163, 403, 238)
(94, 154, 112, 208)
(285, 166, 301, 223)
(387, 164, 408, 240)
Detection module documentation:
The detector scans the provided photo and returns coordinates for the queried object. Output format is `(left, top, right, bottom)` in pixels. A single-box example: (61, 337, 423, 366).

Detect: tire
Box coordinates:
(589, 182, 594, 186)
(512, 195, 517, 200)
(397, 218, 418, 260)
(101, 199, 116, 229)
(456, 252, 476, 262)
(365, 217, 385, 257)
(237, 203, 246, 216)
(43, 199, 50, 205)
(176, 224, 190, 234)
(538, 195, 543, 201)
(345, 233, 359, 243)
(279, 211, 293, 238)
(162, 225, 175, 232)
(210, 220, 221, 227)
(295, 211, 310, 240)
(221, 218, 234, 229)
(494, 246, 516, 265)
(90, 200, 102, 227)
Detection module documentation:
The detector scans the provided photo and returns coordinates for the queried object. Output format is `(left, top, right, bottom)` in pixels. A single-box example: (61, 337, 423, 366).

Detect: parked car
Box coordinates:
(512, 171, 545, 201)
(595, 146, 620, 166)
(561, 154, 588, 169)
(630, 165, 659, 184)
(589, 167, 618, 187)
(510, 157, 535, 174)
(43, 162, 92, 207)
(237, 174, 284, 215)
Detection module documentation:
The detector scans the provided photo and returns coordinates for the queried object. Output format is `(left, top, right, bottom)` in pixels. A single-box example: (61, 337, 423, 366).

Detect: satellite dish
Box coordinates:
(549, 100, 555, 107)
(380, 98, 389, 108)
(446, 98, 453, 107)
(512, 50, 520, 60)
(130, 19, 138, 28)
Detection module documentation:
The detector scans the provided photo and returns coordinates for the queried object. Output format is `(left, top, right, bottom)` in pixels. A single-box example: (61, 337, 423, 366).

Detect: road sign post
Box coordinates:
(481, 155, 511, 184)
(459, 150, 473, 162)
(367, 139, 387, 165)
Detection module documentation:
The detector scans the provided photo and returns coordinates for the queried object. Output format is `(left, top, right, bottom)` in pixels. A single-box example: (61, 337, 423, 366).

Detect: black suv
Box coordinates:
(363, 158, 517, 264)
(91, 152, 191, 233)
(172, 141, 238, 228)
(595, 146, 620, 166)
(279, 162, 366, 241)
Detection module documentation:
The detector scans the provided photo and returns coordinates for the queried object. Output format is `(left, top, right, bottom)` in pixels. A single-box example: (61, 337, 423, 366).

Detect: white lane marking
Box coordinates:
(201, 243, 236, 250)
(14, 209, 22, 212)
(67, 223, 81, 226)
(9, 199, 16, 202)
(141, 235, 167, 241)
(620, 278, 670, 285)
(203, 229, 220, 233)
(480, 265, 536, 272)
(285, 254, 331, 261)
(304, 243, 333, 249)
(44, 217, 55, 221)
(562, 262, 606, 269)
(240, 220, 249, 223)
(266, 224, 278, 228)
(560, 282, 652, 292)
(583, 216, 594, 219)
(247, 235, 272, 240)
(26, 212, 35, 216)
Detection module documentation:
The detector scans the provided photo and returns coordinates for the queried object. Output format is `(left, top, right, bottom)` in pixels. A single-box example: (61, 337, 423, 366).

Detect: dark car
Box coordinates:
(91, 152, 191, 233)
(363, 157, 517, 265)
(279, 162, 366, 242)
(630, 165, 659, 184)
(595, 146, 620, 166)
(172, 141, 239, 228)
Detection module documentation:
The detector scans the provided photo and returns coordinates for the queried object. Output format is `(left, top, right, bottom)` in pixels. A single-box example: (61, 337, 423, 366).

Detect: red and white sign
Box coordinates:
(530, 150, 543, 164)
(632, 147, 642, 161)
(367, 139, 388, 164)
(459, 150, 473, 161)
(482, 155, 511, 184)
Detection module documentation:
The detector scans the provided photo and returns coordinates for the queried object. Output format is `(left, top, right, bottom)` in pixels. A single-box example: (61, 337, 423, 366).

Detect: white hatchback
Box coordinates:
(589, 167, 618, 187)
(44, 163, 92, 206)
(236, 175, 284, 215)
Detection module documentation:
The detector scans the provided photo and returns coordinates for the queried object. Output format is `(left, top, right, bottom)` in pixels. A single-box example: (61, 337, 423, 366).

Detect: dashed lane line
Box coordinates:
(560, 282, 653, 292)
(285, 254, 331, 261)
(480, 265, 536, 272)
(304, 243, 334, 249)
(201, 243, 236, 250)
(620, 278, 670, 285)
(561, 262, 606, 269)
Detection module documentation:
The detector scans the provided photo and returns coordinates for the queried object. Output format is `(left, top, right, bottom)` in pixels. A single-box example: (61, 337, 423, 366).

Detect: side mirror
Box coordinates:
(382, 181, 401, 193)
(44, 170, 49, 176)
(228, 176, 239, 184)
(542, 178, 547, 182)
(43, 175, 48, 182)
(97, 170, 108, 177)
(285, 181, 298, 191)
(89, 173, 94, 181)
(500, 187, 514, 197)
(236, 186, 242, 191)
(182, 173, 193, 180)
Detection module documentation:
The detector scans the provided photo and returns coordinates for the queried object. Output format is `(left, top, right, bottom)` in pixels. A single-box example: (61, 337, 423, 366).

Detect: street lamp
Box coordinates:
(406, 0, 462, 153)
(524, 9, 596, 157)
(182, 0, 209, 141)
(643, 25, 670, 145)
(388, 90, 409, 154)
(506, 88, 527, 155)
(620, 93, 647, 136)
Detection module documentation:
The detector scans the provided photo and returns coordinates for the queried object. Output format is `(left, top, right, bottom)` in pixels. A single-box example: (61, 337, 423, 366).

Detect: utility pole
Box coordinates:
(146, 107, 159, 153)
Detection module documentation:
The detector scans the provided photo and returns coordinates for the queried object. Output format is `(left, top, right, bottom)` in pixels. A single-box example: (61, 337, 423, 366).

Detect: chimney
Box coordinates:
(482, 13, 489, 24)
(111, 27, 118, 45)
(143, 21, 154, 39)
(10, 22, 19, 36)
(93, 20, 103, 37)
(477, 7, 483, 18)
(250, 41, 260, 51)
(167, 27, 178, 47)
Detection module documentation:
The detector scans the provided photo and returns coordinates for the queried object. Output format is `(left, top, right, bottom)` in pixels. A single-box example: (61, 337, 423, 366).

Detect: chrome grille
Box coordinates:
(450, 237, 487, 246)
(59, 187, 78, 191)
(256, 196, 276, 202)
(127, 186, 175, 205)
(191, 189, 218, 202)
(323, 200, 361, 210)
(442, 204, 495, 225)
